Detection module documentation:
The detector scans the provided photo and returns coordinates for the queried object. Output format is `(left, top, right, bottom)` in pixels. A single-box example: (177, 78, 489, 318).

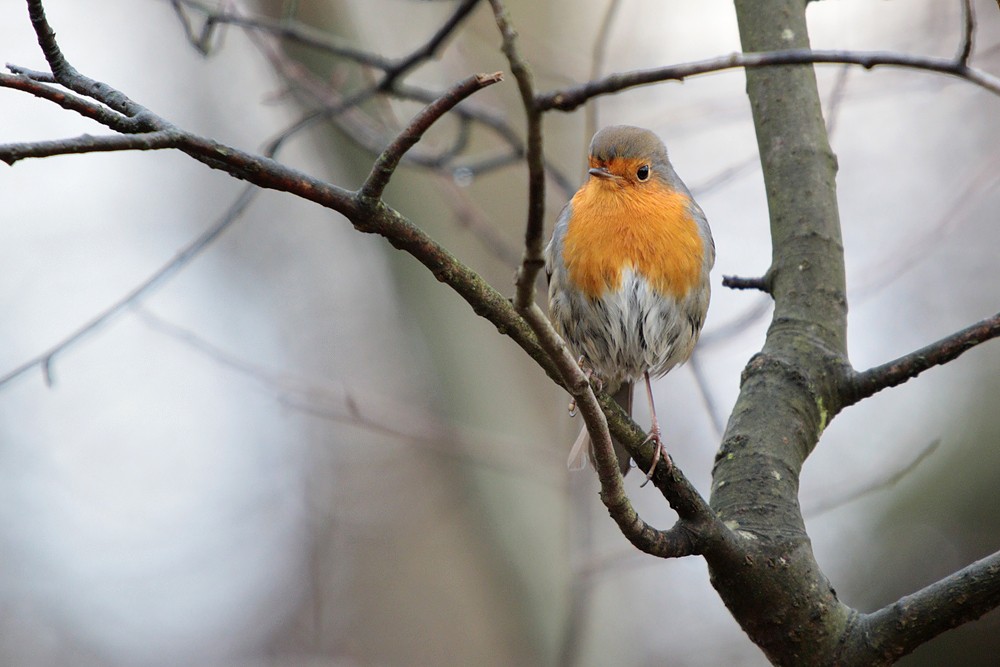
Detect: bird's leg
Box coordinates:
(639, 370, 671, 486)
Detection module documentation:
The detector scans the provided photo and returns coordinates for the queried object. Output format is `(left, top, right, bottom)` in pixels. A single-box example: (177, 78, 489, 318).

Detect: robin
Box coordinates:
(545, 125, 714, 481)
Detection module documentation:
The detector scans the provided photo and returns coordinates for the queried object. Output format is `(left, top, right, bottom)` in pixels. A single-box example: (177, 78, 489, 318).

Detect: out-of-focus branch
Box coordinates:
(957, 0, 975, 67)
(169, 0, 393, 65)
(170, 0, 481, 91)
(0, 186, 260, 388)
(536, 48, 1000, 112)
(804, 439, 940, 519)
(2, 1, 565, 391)
(846, 311, 1000, 408)
(583, 0, 621, 142)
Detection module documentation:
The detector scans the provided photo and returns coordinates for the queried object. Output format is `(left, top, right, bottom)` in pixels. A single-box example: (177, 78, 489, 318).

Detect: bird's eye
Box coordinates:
(636, 164, 650, 181)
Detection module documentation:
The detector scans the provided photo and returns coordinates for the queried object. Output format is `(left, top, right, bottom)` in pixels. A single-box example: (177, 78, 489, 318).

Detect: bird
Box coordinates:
(544, 125, 714, 482)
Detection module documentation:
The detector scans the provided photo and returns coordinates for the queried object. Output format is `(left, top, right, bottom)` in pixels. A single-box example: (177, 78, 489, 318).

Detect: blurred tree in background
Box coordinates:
(2, 0, 1000, 665)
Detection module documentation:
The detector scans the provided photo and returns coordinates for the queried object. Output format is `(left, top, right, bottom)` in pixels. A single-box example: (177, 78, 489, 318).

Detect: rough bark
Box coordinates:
(705, 1, 855, 664)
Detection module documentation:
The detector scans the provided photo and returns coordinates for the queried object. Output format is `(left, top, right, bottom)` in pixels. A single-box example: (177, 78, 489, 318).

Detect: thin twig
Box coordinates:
(0, 71, 136, 133)
(584, 0, 621, 142)
(26, 0, 156, 127)
(957, 0, 975, 67)
(847, 311, 1000, 408)
(0, 186, 259, 388)
(359, 71, 503, 201)
(805, 439, 941, 518)
(136, 307, 559, 479)
(687, 352, 725, 438)
(854, 549, 1000, 662)
(0, 130, 180, 163)
(722, 274, 771, 292)
(382, 0, 481, 89)
(169, 0, 393, 65)
(536, 48, 1000, 111)
(489, 0, 547, 309)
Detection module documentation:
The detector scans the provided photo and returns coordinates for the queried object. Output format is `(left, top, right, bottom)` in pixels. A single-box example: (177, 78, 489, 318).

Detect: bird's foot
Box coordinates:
(639, 422, 672, 487)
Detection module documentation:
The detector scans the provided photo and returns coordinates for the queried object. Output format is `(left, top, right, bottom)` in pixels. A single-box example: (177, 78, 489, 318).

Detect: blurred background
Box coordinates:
(1, 0, 999, 665)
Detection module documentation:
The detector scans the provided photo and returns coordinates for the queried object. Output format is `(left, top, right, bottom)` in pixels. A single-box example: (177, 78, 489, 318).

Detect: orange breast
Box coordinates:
(562, 179, 704, 300)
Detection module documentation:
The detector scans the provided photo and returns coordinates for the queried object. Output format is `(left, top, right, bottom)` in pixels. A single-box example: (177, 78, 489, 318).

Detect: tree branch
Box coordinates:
(536, 48, 1000, 112)
(843, 549, 1000, 664)
(359, 71, 503, 201)
(846, 311, 1000, 408)
(1, 4, 566, 394)
(0, 71, 135, 132)
(722, 273, 772, 293)
(0, 130, 180, 163)
(26, 0, 156, 126)
(957, 0, 975, 68)
(0, 185, 259, 388)
(488, 0, 547, 309)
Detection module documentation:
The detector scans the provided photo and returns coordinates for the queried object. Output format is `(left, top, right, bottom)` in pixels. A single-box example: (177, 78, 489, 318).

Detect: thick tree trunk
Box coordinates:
(705, 1, 856, 664)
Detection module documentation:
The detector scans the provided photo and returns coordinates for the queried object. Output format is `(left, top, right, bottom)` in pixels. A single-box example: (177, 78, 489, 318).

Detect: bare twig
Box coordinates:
(0, 130, 180, 163)
(0, 71, 137, 133)
(957, 0, 975, 67)
(583, 0, 621, 142)
(170, 0, 481, 87)
(381, 0, 481, 89)
(26, 0, 156, 127)
(359, 72, 503, 201)
(170, 0, 393, 65)
(135, 308, 559, 479)
(488, 0, 547, 308)
(536, 48, 1000, 112)
(722, 274, 771, 292)
(2, 3, 565, 393)
(847, 311, 1000, 408)
(804, 439, 941, 518)
(0, 186, 259, 388)
(687, 352, 725, 438)
(850, 549, 1000, 662)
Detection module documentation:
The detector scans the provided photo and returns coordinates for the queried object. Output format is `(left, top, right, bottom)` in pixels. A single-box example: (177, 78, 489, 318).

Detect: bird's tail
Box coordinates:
(566, 382, 633, 476)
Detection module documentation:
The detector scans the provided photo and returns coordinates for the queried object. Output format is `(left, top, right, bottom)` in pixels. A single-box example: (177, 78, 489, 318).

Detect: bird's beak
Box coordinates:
(588, 166, 616, 180)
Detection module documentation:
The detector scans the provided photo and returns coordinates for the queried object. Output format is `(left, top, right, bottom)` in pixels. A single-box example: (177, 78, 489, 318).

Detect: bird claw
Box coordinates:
(639, 423, 671, 487)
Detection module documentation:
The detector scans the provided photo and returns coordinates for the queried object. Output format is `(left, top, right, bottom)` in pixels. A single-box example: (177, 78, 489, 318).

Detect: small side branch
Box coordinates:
(0, 131, 180, 164)
(0, 186, 259, 388)
(846, 311, 1000, 408)
(488, 0, 547, 309)
(359, 71, 503, 201)
(957, 0, 975, 67)
(722, 273, 772, 293)
(846, 549, 1000, 663)
(0, 72, 135, 132)
(536, 48, 1000, 112)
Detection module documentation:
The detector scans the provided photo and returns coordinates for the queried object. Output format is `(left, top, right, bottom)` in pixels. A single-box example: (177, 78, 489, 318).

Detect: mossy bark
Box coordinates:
(705, 1, 857, 664)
